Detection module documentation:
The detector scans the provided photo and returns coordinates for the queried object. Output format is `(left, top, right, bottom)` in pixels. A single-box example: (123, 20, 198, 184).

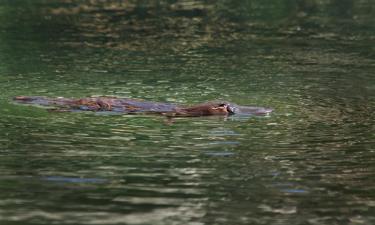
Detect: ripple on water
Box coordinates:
(1, 1, 375, 224)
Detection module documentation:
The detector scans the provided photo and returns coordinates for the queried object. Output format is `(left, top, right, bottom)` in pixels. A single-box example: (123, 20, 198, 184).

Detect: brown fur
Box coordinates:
(175, 104, 230, 116)
(14, 96, 234, 117)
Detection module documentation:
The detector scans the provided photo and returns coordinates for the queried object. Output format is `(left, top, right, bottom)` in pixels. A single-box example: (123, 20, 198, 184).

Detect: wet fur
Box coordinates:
(14, 96, 233, 117)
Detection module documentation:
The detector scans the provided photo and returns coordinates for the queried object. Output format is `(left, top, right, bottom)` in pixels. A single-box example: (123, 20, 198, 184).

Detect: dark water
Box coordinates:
(0, 1, 375, 224)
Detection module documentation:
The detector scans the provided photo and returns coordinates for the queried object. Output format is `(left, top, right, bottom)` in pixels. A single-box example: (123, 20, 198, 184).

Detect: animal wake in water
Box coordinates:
(13, 96, 272, 117)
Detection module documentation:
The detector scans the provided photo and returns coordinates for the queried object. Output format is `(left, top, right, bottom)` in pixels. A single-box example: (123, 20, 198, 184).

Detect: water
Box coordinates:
(0, 1, 375, 224)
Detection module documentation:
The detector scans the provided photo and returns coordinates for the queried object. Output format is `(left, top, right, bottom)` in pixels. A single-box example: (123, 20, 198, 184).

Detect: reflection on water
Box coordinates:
(0, 0, 375, 224)
(42, 176, 107, 183)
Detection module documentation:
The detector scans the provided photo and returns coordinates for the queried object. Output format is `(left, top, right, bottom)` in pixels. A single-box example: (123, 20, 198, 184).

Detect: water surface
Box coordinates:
(0, 1, 374, 224)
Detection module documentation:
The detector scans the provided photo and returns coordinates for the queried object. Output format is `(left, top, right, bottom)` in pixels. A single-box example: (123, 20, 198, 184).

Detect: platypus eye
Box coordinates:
(218, 103, 235, 114)
(227, 105, 236, 114)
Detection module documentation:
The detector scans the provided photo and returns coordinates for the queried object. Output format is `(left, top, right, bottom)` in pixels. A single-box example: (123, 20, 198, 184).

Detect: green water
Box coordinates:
(0, 1, 375, 224)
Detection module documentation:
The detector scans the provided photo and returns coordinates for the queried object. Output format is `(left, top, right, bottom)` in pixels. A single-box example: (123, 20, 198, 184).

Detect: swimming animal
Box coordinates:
(13, 96, 272, 117)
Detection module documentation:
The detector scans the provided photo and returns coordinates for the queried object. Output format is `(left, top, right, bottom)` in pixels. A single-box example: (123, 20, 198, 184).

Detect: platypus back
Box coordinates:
(13, 96, 272, 117)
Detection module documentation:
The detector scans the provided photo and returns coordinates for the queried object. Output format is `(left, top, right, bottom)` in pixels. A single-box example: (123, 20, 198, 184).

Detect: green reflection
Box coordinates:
(0, 1, 375, 225)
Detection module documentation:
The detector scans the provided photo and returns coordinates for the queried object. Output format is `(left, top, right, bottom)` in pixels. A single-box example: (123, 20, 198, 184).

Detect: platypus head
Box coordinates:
(215, 103, 236, 115)
(206, 103, 236, 116)
(181, 102, 235, 116)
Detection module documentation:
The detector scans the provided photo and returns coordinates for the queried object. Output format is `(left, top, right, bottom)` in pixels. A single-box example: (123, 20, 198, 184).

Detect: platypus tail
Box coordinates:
(13, 96, 76, 107)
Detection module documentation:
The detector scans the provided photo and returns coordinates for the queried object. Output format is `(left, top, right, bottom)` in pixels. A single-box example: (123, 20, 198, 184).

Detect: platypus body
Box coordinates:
(13, 96, 272, 117)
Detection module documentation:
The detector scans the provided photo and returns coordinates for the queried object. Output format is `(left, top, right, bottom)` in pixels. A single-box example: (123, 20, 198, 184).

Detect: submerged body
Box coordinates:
(13, 96, 272, 117)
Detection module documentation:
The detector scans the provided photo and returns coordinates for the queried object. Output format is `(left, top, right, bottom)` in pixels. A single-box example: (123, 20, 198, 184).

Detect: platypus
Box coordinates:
(13, 96, 272, 117)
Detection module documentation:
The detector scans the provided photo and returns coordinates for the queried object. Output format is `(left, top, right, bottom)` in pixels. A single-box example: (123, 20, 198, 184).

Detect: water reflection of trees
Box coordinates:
(42, 0, 375, 51)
